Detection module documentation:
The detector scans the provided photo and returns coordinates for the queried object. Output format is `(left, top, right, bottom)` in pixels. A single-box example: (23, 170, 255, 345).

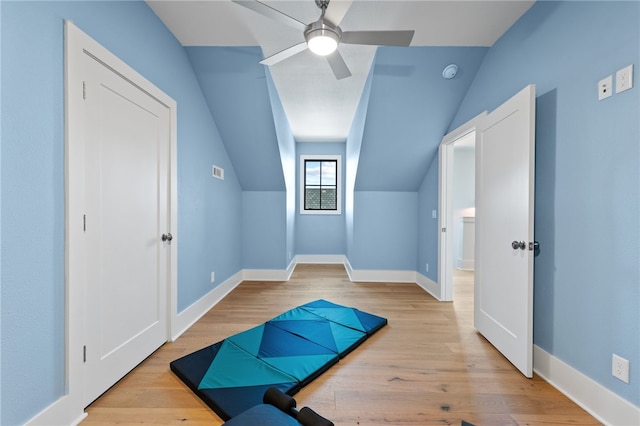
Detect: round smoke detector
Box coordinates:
(442, 64, 458, 79)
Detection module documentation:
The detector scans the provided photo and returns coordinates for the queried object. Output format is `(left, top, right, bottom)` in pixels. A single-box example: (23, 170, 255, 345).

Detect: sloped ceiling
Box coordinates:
(185, 46, 285, 190)
(148, 1, 535, 191)
(355, 46, 488, 190)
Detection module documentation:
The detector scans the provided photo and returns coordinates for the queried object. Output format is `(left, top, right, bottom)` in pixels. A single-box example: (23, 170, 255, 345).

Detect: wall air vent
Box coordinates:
(212, 165, 224, 180)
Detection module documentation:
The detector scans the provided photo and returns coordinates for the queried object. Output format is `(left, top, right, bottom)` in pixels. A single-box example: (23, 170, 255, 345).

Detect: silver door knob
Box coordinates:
(162, 233, 173, 242)
(511, 240, 526, 250)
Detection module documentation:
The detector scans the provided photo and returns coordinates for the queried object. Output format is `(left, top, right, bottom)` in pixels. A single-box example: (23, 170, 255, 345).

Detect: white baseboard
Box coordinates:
(294, 254, 416, 283)
(416, 272, 441, 300)
(241, 268, 291, 281)
(344, 257, 355, 281)
(241, 258, 297, 282)
(25, 395, 86, 426)
(296, 255, 427, 285)
(533, 345, 640, 426)
(171, 270, 243, 341)
(172, 261, 299, 342)
(295, 254, 346, 264)
(456, 258, 474, 270)
(348, 268, 417, 283)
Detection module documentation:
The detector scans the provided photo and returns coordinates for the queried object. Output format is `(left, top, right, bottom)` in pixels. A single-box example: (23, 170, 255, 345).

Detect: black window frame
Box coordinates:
(303, 159, 338, 211)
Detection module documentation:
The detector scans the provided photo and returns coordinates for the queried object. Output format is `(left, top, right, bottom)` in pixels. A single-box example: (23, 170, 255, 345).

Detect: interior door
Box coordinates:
(474, 84, 536, 377)
(82, 54, 170, 405)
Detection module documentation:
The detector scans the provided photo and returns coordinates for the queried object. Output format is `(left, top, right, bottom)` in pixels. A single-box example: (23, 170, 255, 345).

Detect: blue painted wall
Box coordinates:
(417, 154, 440, 280)
(0, 1, 3, 421)
(356, 46, 487, 191)
(266, 70, 297, 266)
(346, 68, 375, 261)
(449, 1, 640, 406)
(350, 192, 418, 271)
(2, 4, 68, 421)
(242, 192, 287, 269)
(295, 142, 346, 255)
(356, 47, 486, 276)
(185, 46, 286, 192)
(0, 1, 242, 424)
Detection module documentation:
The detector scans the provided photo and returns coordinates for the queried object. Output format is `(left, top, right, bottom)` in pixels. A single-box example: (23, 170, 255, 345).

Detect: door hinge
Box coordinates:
(83, 214, 86, 232)
(442, 228, 446, 232)
(82, 81, 86, 100)
(83, 345, 87, 363)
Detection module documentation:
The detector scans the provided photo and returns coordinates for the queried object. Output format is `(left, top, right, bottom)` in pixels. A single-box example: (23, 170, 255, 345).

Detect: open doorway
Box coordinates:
(437, 112, 485, 302)
(450, 135, 475, 302)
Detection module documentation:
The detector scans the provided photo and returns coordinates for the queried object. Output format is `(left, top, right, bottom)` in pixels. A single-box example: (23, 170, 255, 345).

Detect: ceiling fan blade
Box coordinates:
(341, 30, 415, 47)
(232, 0, 308, 32)
(260, 42, 308, 66)
(326, 50, 352, 80)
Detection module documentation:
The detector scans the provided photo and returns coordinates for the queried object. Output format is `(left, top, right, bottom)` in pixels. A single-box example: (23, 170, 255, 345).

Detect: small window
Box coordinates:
(300, 155, 341, 215)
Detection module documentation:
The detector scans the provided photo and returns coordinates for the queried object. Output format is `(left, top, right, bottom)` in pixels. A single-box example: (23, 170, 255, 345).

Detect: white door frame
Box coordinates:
(438, 112, 486, 301)
(29, 21, 178, 425)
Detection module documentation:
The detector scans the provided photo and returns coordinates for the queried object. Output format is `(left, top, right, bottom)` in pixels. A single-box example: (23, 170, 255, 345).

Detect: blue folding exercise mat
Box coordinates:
(170, 299, 387, 420)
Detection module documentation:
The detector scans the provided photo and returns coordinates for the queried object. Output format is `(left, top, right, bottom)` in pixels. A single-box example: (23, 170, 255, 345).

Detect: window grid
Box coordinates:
(304, 160, 337, 211)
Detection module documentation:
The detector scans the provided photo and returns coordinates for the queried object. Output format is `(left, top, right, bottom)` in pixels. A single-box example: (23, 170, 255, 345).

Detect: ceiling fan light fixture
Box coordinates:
(305, 21, 340, 56)
(307, 32, 338, 56)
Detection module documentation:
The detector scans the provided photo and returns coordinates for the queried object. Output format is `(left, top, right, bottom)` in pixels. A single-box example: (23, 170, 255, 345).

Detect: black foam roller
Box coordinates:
(297, 407, 334, 426)
(263, 386, 296, 414)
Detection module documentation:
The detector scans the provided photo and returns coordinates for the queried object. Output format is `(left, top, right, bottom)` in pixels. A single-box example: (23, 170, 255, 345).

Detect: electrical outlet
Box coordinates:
(598, 75, 613, 100)
(612, 354, 630, 383)
(211, 272, 215, 283)
(431, 210, 437, 219)
(616, 64, 634, 93)
(425, 263, 429, 273)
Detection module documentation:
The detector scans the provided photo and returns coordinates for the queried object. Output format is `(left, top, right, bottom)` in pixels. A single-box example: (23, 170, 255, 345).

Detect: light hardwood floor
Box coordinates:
(84, 264, 600, 425)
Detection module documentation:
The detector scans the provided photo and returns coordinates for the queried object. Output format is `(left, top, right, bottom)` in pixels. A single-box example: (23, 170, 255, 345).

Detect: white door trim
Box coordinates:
(44, 21, 178, 424)
(437, 112, 486, 301)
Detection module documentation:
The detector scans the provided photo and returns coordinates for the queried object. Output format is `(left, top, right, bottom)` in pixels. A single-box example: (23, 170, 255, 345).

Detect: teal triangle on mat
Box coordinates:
(301, 306, 364, 332)
(198, 340, 296, 390)
(262, 353, 338, 381)
(271, 307, 326, 322)
(226, 324, 265, 356)
(328, 322, 366, 354)
(354, 309, 388, 334)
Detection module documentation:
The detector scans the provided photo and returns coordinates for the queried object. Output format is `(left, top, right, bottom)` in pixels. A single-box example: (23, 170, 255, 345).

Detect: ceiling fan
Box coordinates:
(232, 0, 415, 80)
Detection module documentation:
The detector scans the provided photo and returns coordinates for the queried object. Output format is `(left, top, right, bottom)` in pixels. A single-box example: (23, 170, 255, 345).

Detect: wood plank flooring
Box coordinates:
(84, 264, 600, 425)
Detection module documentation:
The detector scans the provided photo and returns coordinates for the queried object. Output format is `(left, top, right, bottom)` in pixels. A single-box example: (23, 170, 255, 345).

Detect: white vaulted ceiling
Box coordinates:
(147, 0, 534, 142)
